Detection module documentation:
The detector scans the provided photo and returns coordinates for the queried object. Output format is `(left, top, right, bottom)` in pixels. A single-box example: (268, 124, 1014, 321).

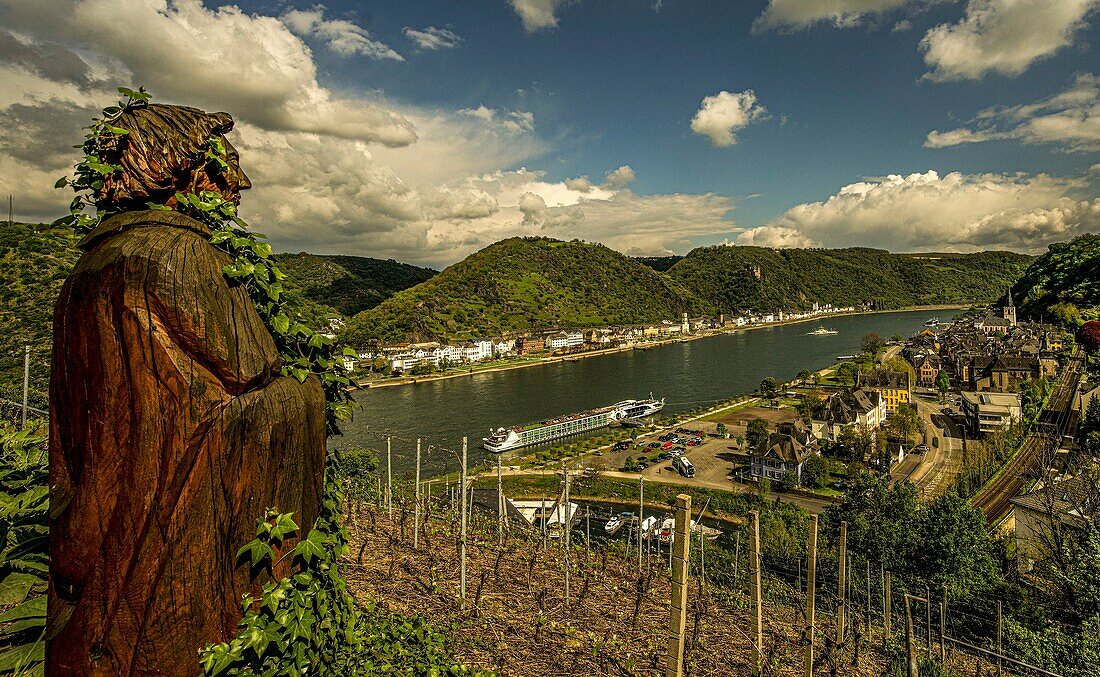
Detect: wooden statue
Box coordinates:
(47, 104, 326, 675)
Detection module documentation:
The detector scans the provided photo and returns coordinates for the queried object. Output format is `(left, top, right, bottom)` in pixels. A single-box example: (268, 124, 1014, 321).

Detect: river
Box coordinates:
(331, 309, 942, 475)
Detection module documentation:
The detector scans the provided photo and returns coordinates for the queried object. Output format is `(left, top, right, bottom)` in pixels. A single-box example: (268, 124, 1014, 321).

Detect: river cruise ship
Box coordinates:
(483, 397, 664, 453)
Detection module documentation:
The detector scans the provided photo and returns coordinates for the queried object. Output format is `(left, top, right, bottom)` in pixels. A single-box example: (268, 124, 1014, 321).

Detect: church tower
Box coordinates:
(1002, 287, 1017, 327)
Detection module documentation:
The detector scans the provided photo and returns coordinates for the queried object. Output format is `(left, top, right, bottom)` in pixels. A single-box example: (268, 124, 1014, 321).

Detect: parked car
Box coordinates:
(647, 442, 662, 450)
(613, 441, 630, 451)
(658, 452, 673, 460)
(913, 444, 929, 454)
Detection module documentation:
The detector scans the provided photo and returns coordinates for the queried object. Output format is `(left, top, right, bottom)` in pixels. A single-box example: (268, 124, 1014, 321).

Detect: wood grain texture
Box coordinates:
(47, 210, 325, 675)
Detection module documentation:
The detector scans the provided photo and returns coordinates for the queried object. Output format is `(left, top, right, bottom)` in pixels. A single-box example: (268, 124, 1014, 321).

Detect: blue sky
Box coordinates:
(1, 0, 1098, 265)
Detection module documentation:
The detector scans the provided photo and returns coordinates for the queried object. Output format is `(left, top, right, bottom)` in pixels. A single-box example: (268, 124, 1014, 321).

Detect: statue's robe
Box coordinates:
(47, 210, 326, 675)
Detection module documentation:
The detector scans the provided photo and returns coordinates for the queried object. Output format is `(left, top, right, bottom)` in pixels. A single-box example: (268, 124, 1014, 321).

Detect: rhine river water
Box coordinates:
(332, 309, 943, 475)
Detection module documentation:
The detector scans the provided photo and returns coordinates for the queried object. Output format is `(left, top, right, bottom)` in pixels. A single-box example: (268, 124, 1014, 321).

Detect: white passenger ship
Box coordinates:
(482, 397, 664, 453)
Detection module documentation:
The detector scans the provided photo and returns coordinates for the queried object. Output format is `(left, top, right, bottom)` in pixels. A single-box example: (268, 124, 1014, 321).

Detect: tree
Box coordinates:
(1078, 320, 1100, 354)
(861, 332, 886, 356)
(887, 404, 920, 445)
(884, 356, 916, 380)
(936, 369, 951, 402)
(1086, 396, 1100, 432)
(715, 422, 727, 437)
(797, 369, 812, 384)
(759, 376, 779, 399)
(891, 333, 904, 342)
(777, 470, 798, 493)
(746, 418, 770, 450)
(836, 362, 859, 388)
(801, 454, 829, 489)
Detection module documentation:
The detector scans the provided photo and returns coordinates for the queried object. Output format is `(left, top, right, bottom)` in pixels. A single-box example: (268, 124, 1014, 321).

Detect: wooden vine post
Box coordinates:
(460, 437, 468, 607)
(415, 438, 422, 549)
(804, 514, 818, 677)
(837, 520, 847, 644)
(666, 494, 691, 677)
(750, 510, 763, 677)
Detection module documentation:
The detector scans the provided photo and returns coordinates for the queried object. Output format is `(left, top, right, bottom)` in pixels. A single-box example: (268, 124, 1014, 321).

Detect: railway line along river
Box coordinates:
(332, 309, 943, 475)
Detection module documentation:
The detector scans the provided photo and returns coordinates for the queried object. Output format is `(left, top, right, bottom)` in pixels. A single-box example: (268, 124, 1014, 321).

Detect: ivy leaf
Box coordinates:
(293, 530, 326, 564)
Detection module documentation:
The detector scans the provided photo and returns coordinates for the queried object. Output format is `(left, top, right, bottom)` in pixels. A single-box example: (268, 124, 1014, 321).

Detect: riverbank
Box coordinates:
(354, 303, 969, 391)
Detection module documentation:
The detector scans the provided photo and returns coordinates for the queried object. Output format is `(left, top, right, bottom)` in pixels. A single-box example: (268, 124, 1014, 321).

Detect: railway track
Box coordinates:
(969, 349, 1083, 527)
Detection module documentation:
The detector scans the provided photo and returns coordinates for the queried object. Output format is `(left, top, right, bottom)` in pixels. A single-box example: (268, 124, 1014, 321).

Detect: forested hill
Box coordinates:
(340, 237, 707, 344)
(276, 253, 436, 325)
(1012, 234, 1100, 325)
(667, 245, 1032, 313)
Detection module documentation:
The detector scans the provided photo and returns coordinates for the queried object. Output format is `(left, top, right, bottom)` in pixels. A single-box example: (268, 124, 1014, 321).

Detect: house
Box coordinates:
(493, 339, 516, 357)
(913, 354, 941, 388)
(749, 422, 817, 484)
(813, 388, 886, 444)
(857, 370, 911, 414)
(1010, 474, 1096, 573)
(976, 315, 1013, 335)
(546, 331, 584, 350)
(987, 355, 1040, 392)
(517, 335, 545, 355)
(960, 391, 1022, 436)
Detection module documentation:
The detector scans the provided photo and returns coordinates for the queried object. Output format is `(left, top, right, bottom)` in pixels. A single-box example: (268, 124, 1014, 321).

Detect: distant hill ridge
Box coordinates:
(340, 237, 705, 344)
(666, 245, 1032, 316)
(341, 237, 1033, 344)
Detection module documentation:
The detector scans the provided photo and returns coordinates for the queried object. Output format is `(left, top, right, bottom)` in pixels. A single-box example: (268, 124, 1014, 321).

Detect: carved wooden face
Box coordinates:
(189, 135, 251, 205)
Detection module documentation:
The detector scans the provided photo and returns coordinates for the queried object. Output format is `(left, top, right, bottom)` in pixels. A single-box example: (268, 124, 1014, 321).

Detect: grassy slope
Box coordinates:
(341, 237, 707, 344)
(667, 245, 1033, 312)
(1012, 233, 1100, 323)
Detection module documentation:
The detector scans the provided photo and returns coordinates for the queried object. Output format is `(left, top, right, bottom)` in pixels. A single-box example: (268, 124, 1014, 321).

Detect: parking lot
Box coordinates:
(588, 424, 749, 488)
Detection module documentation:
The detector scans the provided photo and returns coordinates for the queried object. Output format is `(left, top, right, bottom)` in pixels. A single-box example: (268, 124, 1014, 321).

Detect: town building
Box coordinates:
(516, 335, 545, 355)
(545, 331, 584, 350)
(812, 388, 886, 444)
(1010, 474, 1096, 573)
(960, 391, 1022, 436)
(857, 370, 911, 414)
(749, 422, 817, 484)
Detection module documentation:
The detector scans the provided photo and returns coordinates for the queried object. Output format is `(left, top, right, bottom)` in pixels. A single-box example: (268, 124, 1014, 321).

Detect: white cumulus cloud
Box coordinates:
(603, 165, 637, 190)
(508, 0, 571, 32)
(926, 73, 1100, 152)
(690, 90, 768, 147)
(402, 26, 463, 51)
(754, 0, 919, 31)
(282, 5, 403, 60)
(744, 170, 1099, 253)
(920, 0, 1098, 81)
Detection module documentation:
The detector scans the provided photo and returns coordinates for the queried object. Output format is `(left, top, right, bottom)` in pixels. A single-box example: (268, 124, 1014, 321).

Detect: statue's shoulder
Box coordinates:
(78, 209, 213, 251)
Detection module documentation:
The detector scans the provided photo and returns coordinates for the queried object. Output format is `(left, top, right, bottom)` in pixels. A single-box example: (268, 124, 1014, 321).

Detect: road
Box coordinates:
(969, 349, 1084, 526)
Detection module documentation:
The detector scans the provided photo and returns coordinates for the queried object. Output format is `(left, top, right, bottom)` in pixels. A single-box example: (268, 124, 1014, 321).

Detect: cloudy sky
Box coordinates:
(0, 0, 1098, 266)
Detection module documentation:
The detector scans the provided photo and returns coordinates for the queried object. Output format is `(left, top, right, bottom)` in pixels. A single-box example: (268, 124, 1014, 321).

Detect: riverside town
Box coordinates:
(2, 3, 1100, 676)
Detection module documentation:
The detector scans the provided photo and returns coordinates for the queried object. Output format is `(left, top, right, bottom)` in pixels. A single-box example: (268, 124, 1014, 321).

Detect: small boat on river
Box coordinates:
(807, 326, 839, 336)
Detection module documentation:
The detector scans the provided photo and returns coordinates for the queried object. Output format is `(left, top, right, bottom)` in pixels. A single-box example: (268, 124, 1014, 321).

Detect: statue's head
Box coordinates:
(95, 103, 251, 211)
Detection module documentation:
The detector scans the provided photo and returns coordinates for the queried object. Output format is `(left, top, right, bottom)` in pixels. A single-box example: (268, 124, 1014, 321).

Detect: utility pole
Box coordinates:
(925, 584, 932, 661)
(386, 436, 393, 520)
(460, 437, 467, 607)
(414, 438, 421, 549)
(750, 511, 763, 677)
(562, 461, 570, 606)
(638, 476, 644, 573)
(837, 521, 848, 644)
(21, 346, 30, 430)
(804, 515, 818, 677)
(666, 493, 691, 677)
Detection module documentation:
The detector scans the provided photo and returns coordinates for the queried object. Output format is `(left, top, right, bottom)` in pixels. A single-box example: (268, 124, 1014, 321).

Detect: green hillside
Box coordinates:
(1012, 234, 1100, 325)
(341, 237, 707, 344)
(0, 222, 80, 410)
(667, 245, 1032, 313)
(276, 253, 436, 326)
